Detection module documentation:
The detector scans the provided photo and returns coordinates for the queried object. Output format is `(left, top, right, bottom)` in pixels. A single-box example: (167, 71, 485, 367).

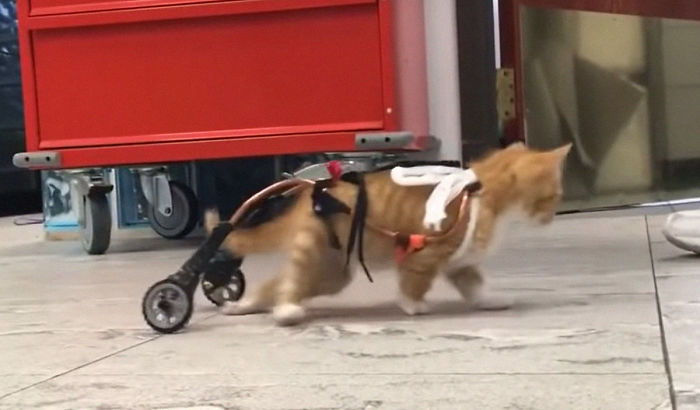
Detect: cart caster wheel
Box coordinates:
(142, 279, 193, 334)
(81, 194, 111, 255)
(202, 269, 246, 306)
(147, 181, 198, 239)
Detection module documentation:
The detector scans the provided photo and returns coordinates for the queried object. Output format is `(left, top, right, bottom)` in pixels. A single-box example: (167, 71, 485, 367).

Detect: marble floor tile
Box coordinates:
(674, 373, 700, 410)
(0, 225, 208, 398)
(0, 376, 45, 399)
(0, 213, 673, 408)
(647, 219, 700, 408)
(0, 374, 671, 410)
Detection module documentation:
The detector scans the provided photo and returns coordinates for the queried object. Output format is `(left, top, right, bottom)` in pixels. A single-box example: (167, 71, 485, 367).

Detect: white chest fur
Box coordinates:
(445, 201, 534, 271)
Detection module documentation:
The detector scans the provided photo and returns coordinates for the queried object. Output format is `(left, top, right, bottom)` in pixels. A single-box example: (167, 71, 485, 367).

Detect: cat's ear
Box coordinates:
(506, 141, 527, 151)
(551, 143, 572, 161)
(549, 143, 572, 175)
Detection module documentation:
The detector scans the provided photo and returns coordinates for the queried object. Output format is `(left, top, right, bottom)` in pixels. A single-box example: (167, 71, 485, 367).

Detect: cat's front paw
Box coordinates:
(397, 294, 430, 316)
(272, 303, 307, 326)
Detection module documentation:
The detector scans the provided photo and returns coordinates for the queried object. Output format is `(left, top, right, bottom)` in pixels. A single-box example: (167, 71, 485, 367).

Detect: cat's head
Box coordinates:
(472, 142, 572, 225)
(511, 143, 571, 224)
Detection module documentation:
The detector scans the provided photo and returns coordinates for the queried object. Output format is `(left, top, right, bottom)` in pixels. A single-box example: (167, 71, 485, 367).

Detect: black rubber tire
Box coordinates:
(81, 194, 111, 255)
(142, 279, 193, 334)
(202, 269, 246, 306)
(147, 181, 198, 239)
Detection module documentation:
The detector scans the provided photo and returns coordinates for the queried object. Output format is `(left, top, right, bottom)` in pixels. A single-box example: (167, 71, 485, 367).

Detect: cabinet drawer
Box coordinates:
(26, 0, 388, 149)
(29, 0, 372, 17)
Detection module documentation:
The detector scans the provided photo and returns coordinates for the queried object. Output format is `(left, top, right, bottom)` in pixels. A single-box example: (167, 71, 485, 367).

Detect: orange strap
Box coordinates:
(387, 194, 472, 265)
(394, 234, 427, 264)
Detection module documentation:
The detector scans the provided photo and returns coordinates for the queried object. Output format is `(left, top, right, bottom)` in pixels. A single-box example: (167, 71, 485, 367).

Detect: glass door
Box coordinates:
(500, 0, 700, 210)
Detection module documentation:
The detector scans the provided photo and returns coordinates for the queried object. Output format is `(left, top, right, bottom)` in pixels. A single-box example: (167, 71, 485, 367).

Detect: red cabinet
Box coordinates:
(16, 0, 430, 169)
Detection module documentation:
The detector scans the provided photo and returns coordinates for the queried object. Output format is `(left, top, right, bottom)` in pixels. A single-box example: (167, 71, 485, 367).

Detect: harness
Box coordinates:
(311, 161, 482, 282)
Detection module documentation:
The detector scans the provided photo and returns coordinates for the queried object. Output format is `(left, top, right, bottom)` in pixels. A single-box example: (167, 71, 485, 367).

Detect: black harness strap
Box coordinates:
(311, 181, 350, 250)
(342, 172, 373, 282)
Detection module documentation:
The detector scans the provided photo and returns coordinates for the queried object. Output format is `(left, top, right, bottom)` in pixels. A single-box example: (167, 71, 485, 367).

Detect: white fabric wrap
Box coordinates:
(390, 166, 478, 231)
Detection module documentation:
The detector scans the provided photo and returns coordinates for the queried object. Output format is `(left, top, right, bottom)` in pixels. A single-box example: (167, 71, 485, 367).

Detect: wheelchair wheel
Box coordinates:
(142, 279, 193, 334)
(202, 269, 246, 306)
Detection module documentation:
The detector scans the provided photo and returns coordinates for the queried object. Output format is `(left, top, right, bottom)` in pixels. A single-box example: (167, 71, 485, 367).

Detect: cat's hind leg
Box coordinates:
(224, 223, 351, 325)
(222, 248, 317, 325)
(220, 275, 278, 316)
(272, 227, 345, 326)
(396, 266, 438, 315)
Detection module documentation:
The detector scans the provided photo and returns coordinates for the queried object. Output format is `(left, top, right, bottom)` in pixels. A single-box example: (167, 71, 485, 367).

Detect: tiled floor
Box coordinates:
(0, 209, 698, 409)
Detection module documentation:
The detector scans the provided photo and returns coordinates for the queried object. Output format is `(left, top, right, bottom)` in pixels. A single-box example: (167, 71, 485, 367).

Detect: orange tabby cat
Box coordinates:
(206, 143, 571, 325)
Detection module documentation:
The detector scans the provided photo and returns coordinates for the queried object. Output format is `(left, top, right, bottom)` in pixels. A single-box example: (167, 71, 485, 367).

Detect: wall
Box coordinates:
(424, 0, 462, 161)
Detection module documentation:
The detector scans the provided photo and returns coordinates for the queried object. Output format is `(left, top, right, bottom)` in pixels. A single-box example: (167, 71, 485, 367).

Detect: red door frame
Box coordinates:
(498, 0, 700, 144)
